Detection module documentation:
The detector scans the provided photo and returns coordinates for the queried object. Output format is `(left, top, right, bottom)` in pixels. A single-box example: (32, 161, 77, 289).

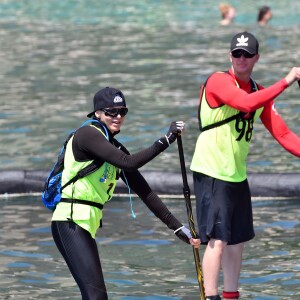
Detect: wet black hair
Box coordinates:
(257, 6, 270, 22)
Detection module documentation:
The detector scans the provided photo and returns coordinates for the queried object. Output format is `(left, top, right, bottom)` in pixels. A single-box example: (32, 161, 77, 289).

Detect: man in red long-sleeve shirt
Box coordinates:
(190, 31, 300, 300)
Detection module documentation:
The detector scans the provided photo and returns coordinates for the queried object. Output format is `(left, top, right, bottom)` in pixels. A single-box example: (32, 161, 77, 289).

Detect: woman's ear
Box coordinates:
(95, 111, 101, 119)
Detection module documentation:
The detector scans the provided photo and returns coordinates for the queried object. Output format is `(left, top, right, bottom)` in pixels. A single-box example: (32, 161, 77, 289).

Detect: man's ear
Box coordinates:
(255, 53, 260, 62)
(229, 52, 233, 63)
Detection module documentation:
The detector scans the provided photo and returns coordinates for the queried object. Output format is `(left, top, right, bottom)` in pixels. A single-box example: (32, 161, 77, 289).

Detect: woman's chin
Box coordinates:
(109, 125, 121, 132)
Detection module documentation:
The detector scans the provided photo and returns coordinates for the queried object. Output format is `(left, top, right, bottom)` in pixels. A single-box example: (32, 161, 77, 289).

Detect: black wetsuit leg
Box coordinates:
(51, 221, 108, 300)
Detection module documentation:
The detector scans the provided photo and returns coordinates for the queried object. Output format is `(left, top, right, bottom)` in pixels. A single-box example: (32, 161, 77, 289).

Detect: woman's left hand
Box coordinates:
(174, 225, 200, 248)
(189, 238, 201, 249)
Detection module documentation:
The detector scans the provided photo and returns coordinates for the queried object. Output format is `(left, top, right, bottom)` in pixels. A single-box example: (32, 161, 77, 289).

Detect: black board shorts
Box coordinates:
(193, 172, 255, 245)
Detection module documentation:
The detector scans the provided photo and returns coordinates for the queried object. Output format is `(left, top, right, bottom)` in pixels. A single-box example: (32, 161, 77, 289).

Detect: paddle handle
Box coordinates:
(177, 136, 206, 300)
(177, 136, 197, 237)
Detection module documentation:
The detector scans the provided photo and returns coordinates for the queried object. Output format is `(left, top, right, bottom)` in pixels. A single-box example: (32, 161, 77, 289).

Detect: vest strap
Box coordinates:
(61, 198, 104, 210)
(199, 72, 258, 132)
(200, 112, 242, 132)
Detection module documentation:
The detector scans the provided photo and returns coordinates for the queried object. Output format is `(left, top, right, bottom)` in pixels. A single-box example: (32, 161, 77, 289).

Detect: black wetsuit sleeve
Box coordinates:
(73, 125, 169, 171)
(120, 170, 183, 231)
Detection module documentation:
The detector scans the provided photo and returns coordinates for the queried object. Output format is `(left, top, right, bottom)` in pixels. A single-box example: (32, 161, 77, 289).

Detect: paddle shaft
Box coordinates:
(177, 136, 205, 300)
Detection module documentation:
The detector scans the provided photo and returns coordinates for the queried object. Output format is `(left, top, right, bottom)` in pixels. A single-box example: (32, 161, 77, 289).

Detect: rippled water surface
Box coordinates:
(0, 0, 300, 173)
(0, 196, 299, 299)
(0, 2, 300, 298)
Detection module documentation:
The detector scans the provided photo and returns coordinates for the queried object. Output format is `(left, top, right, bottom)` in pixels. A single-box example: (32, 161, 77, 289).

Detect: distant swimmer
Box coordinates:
(257, 5, 272, 26)
(219, 3, 236, 26)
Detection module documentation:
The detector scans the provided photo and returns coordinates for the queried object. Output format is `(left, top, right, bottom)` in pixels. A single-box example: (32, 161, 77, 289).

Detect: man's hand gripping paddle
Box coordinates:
(177, 135, 205, 300)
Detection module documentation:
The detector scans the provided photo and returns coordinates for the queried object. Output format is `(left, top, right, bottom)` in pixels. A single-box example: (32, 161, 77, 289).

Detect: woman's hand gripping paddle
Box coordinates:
(177, 135, 205, 300)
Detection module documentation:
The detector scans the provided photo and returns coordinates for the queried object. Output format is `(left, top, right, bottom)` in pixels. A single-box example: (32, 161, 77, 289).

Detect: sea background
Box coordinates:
(0, 0, 300, 173)
(0, 1, 300, 299)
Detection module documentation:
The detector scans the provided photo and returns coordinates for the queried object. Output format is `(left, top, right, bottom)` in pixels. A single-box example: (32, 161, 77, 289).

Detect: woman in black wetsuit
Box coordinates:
(51, 86, 200, 299)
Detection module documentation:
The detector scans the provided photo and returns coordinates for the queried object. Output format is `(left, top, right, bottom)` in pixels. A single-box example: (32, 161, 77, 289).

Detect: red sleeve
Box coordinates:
(260, 101, 300, 157)
(205, 72, 289, 113)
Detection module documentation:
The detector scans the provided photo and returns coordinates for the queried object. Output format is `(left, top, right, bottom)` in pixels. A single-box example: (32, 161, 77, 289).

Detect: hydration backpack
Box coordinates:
(41, 120, 108, 211)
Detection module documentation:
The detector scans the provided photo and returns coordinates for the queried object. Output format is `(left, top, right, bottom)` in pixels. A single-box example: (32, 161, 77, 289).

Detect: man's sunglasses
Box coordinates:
(231, 50, 256, 59)
(101, 107, 128, 117)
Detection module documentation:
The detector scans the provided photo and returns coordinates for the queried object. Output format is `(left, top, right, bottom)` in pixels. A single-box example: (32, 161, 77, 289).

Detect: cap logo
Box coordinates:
(114, 95, 123, 103)
(236, 35, 248, 47)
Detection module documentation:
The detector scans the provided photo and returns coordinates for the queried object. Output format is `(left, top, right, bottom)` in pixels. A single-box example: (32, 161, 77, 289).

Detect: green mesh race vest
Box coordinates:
(52, 124, 119, 238)
(190, 72, 263, 182)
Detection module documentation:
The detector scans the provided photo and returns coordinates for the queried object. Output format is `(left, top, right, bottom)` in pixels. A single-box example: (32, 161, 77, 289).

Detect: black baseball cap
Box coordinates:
(87, 87, 126, 118)
(230, 31, 259, 54)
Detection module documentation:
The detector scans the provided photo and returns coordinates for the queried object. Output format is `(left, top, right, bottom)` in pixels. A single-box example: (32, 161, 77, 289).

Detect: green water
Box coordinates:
(0, 2, 299, 298)
(0, 0, 300, 173)
(0, 196, 299, 299)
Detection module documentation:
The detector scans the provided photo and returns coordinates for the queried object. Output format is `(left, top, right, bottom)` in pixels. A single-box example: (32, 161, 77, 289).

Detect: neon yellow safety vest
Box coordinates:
(190, 73, 263, 182)
(52, 125, 119, 238)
